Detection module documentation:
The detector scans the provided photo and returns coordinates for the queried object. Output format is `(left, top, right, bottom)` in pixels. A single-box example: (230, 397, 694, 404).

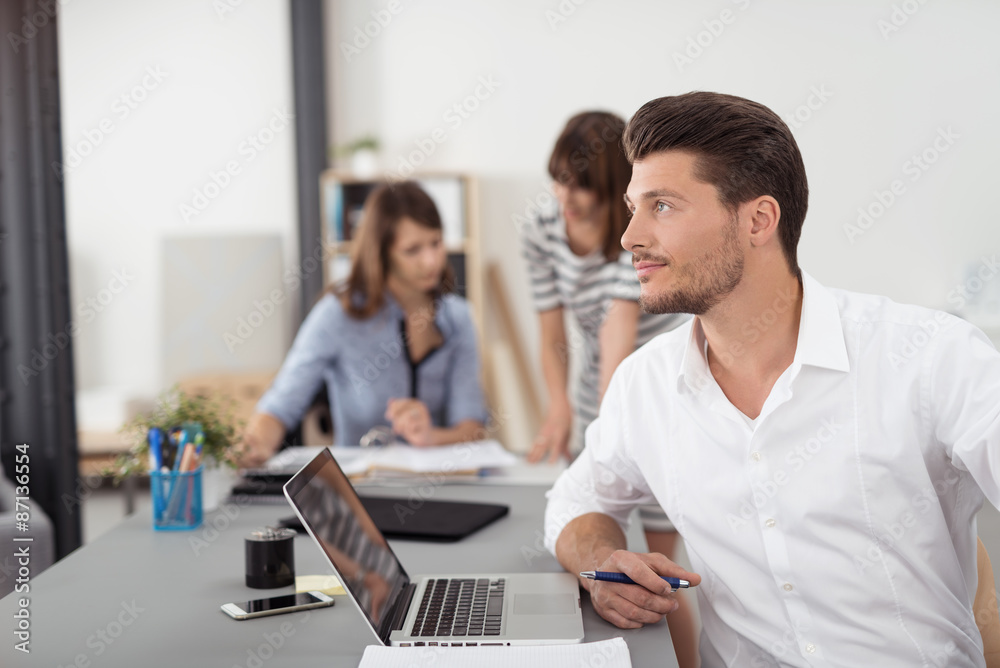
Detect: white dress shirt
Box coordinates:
(545, 272, 1000, 667)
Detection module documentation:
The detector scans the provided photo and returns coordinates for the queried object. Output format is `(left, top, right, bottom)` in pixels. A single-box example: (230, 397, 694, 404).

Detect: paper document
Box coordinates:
(358, 637, 632, 668)
(265, 441, 519, 477)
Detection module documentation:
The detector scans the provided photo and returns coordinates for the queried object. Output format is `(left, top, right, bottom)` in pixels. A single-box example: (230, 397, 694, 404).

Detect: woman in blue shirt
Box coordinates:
(239, 181, 488, 466)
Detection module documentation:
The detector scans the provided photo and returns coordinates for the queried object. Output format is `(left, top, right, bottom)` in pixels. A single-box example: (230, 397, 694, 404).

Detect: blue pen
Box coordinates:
(579, 571, 692, 590)
(148, 427, 164, 471)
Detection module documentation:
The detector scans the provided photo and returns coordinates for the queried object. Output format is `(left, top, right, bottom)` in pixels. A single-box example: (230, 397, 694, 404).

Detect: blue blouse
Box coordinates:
(256, 292, 487, 445)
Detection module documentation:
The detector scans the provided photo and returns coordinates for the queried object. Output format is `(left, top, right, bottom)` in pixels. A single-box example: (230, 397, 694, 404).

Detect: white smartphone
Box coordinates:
(221, 591, 335, 620)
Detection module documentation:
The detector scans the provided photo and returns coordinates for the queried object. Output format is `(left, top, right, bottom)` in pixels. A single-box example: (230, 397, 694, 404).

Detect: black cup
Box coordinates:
(245, 527, 295, 588)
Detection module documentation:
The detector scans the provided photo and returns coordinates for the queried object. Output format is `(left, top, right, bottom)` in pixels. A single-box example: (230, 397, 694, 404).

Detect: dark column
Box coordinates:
(290, 0, 330, 321)
(0, 0, 82, 558)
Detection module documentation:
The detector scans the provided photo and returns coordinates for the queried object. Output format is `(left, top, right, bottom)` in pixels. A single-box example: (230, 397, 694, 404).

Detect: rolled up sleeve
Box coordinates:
(544, 365, 656, 555)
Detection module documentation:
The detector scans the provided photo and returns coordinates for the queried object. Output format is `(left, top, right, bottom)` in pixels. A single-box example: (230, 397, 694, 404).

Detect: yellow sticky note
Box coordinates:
(295, 574, 345, 596)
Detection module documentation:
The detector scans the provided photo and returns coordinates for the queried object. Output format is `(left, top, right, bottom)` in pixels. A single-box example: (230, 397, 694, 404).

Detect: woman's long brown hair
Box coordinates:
(333, 181, 454, 319)
(547, 111, 632, 262)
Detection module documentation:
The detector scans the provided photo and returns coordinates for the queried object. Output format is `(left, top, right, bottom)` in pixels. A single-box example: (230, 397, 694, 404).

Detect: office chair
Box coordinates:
(976, 536, 1000, 667)
(0, 473, 54, 598)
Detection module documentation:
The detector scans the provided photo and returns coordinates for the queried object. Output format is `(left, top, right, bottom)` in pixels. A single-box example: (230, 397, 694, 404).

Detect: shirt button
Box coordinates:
(765, 519, 776, 528)
(805, 643, 816, 653)
(782, 583, 793, 592)
(750, 451, 761, 462)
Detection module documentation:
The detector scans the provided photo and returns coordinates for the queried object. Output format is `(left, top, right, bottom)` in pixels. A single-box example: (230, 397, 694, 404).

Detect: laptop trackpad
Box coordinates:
(513, 593, 576, 615)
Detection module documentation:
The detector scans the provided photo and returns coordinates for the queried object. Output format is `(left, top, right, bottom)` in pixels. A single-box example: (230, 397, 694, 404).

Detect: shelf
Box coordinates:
(320, 172, 468, 246)
(324, 240, 469, 255)
(316, 170, 482, 316)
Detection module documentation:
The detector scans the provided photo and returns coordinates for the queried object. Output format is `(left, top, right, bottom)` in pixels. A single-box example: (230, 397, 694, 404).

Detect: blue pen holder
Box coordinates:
(151, 467, 203, 531)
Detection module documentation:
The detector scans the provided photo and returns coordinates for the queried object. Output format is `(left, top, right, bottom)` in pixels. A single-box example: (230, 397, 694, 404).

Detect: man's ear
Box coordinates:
(746, 196, 780, 247)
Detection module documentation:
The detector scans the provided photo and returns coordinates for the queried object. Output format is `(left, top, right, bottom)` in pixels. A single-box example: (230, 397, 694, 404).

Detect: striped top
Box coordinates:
(520, 213, 689, 435)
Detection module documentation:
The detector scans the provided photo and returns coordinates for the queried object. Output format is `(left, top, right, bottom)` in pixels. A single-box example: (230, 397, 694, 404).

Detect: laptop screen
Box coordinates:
(284, 450, 410, 639)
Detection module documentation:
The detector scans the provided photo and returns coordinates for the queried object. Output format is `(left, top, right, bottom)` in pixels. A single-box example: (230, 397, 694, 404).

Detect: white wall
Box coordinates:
(324, 0, 1000, 424)
(58, 0, 1000, 436)
(59, 0, 298, 400)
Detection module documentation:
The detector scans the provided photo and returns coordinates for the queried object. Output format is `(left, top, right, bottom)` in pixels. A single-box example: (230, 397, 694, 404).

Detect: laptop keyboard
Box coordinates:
(411, 578, 506, 637)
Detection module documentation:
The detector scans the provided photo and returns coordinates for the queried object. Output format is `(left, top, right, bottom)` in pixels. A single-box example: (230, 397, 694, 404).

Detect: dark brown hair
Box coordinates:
(335, 181, 454, 319)
(623, 92, 808, 275)
(548, 111, 632, 262)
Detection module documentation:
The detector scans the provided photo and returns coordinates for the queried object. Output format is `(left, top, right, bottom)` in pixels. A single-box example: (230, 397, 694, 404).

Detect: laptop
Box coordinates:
(283, 448, 585, 647)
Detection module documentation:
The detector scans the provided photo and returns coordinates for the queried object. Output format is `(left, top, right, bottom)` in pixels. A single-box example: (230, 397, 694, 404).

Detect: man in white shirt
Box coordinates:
(544, 91, 1000, 667)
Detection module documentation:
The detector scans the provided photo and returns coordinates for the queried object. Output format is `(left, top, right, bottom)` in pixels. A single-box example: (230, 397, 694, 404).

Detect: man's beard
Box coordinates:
(638, 214, 744, 316)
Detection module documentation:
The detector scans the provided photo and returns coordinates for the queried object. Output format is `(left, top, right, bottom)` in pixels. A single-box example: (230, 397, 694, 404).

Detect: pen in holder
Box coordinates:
(151, 467, 203, 531)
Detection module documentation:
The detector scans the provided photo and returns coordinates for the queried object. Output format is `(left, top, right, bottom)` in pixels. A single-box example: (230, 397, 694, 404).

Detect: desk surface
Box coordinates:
(0, 483, 677, 667)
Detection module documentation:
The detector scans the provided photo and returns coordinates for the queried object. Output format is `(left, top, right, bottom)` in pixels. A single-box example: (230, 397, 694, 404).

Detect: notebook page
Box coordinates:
(358, 637, 632, 668)
(264, 441, 519, 476)
(368, 441, 519, 473)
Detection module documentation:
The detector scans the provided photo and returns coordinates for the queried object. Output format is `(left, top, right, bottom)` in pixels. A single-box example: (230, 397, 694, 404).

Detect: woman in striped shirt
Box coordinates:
(520, 111, 697, 666)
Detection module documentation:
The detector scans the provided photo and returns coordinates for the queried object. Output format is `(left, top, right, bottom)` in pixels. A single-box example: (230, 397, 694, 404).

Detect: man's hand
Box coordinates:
(385, 398, 433, 446)
(586, 550, 702, 629)
(528, 405, 572, 463)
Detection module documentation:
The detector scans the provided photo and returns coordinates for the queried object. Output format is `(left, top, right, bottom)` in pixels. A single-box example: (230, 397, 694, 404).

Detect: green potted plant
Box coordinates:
(332, 134, 380, 178)
(108, 387, 245, 510)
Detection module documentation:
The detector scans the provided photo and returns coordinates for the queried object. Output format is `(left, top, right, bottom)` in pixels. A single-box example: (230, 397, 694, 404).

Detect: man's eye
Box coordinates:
(656, 201, 671, 213)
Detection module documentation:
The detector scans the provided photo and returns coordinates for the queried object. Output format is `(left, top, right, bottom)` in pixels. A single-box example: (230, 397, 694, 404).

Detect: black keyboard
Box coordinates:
(410, 577, 506, 637)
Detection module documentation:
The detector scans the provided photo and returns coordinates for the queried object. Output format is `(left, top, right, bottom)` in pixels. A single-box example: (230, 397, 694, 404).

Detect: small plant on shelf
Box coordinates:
(331, 134, 380, 159)
(332, 134, 381, 178)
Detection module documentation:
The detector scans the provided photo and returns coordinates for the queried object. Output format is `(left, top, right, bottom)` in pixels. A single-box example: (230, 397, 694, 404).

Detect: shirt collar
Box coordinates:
(795, 271, 850, 373)
(677, 271, 850, 394)
(677, 319, 712, 394)
(380, 290, 451, 335)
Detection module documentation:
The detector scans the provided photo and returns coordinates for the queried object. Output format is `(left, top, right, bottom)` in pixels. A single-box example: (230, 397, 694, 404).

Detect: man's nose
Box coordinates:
(621, 213, 647, 252)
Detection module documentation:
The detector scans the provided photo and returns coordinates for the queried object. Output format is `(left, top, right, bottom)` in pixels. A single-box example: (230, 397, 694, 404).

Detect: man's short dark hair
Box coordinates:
(623, 92, 808, 276)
